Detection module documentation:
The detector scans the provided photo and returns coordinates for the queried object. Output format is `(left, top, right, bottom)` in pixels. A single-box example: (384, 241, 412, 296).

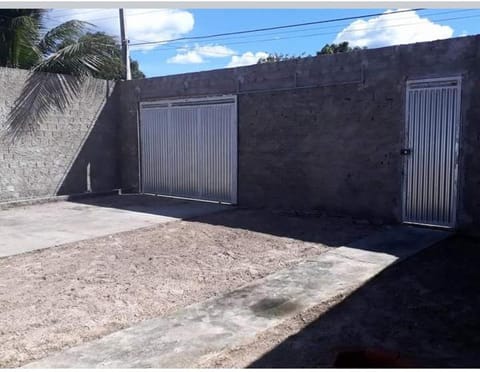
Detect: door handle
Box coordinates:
(400, 148, 412, 155)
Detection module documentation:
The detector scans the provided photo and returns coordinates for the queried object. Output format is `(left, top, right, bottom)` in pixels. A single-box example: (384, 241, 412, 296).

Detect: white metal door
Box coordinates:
(140, 96, 237, 204)
(402, 77, 461, 228)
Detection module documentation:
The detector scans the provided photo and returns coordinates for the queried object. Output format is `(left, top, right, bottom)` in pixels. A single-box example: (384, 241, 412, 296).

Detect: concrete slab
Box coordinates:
(25, 225, 451, 368)
(0, 194, 229, 258)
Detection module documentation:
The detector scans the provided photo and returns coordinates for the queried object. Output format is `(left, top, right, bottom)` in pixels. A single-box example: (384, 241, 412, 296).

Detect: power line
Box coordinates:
(136, 11, 480, 53)
(135, 8, 475, 49)
(127, 8, 441, 44)
(134, 12, 480, 56)
(7, 7, 471, 30)
(33, 8, 477, 49)
(40, 8, 472, 46)
(129, 8, 424, 47)
(5, 7, 474, 56)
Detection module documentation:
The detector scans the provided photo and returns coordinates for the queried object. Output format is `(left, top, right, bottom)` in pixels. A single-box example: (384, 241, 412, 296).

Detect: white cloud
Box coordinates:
(167, 44, 236, 64)
(167, 51, 204, 64)
(47, 9, 194, 51)
(334, 9, 454, 48)
(226, 51, 269, 68)
(192, 44, 236, 57)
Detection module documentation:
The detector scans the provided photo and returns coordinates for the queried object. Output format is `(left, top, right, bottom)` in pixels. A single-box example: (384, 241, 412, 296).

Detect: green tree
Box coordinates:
(77, 32, 145, 80)
(257, 52, 308, 64)
(130, 60, 145, 79)
(0, 9, 45, 68)
(0, 9, 145, 79)
(257, 41, 367, 64)
(1, 10, 146, 139)
(317, 41, 365, 55)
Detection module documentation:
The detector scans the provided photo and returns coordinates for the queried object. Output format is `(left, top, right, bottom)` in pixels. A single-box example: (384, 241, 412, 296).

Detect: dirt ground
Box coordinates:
(196, 235, 480, 368)
(0, 208, 374, 367)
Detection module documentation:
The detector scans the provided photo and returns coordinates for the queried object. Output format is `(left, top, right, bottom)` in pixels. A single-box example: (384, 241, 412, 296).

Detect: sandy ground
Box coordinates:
(0, 208, 374, 367)
(196, 235, 480, 368)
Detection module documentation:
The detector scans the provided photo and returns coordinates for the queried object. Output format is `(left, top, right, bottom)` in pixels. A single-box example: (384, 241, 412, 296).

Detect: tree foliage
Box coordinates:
(257, 52, 307, 64)
(317, 41, 365, 55)
(75, 32, 145, 80)
(0, 10, 145, 140)
(0, 9, 144, 79)
(257, 41, 367, 64)
(0, 9, 45, 68)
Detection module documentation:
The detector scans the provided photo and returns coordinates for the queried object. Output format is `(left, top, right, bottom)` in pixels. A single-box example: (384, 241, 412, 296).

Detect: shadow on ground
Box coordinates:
(247, 235, 480, 368)
(71, 194, 437, 260)
(68, 193, 232, 221)
(71, 193, 378, 247)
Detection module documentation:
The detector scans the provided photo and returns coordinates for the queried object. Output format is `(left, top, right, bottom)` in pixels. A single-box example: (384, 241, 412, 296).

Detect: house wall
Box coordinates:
(0, 36, 478, 233)
(0, 68, 120, 203)
(118, 35, 480, 232)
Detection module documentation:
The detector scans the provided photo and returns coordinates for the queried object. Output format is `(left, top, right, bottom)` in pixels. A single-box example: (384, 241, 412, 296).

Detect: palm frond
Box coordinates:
(11, 15, 42, 67)
(37, 19, 93, 55)
(2, 72, 83, 141)
(34, 37, 116, 77)
(0, 14, 41, 67)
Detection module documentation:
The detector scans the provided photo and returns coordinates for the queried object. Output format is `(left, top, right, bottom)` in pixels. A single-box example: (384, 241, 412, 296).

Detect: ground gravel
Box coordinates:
(0, 208, 374, 367)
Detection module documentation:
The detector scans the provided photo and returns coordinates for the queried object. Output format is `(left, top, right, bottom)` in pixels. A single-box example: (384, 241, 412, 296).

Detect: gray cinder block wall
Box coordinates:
(118, 35, 480, 232)
(0, 36, 478, 232)
(0, 68, 119, 202)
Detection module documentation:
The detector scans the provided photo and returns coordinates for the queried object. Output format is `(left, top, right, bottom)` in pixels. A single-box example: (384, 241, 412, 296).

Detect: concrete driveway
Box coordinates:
(0, 194, 229, 258)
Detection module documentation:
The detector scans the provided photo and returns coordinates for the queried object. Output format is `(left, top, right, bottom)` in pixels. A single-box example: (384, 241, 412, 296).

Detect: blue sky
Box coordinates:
(46, 8, 479, 78)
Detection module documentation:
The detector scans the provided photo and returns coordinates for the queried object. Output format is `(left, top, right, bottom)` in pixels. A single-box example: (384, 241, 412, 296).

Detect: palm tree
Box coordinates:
(0, 9, 44, 68)
(75, 32, 145, 80)
(0, 9, 117, 76)
(0, 9, 121, 139)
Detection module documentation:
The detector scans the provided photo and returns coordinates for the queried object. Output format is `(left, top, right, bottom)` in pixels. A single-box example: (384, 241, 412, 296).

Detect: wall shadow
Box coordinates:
(69, 194, 443, 259)
(0, 70, 121, 200)
(67, 193, 231, 221)
(56, 82, 120, 195)
(70, 193, 379, 247)
(246, 235, 480, 368)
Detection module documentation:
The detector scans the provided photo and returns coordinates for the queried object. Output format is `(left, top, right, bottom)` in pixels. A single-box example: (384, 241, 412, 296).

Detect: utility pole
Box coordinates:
(119, 8, 131, 80)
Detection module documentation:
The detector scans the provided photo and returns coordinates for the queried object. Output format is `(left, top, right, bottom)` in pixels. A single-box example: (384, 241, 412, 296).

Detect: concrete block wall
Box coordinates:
(118, 35, 480, 231)
(0, 36, 478, 232)
(0, 68, 119, 202)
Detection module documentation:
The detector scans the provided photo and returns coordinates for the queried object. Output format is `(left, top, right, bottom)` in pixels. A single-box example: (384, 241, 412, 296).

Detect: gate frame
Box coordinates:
(137, 94, 238, 204)
(401, 75, 462, 229)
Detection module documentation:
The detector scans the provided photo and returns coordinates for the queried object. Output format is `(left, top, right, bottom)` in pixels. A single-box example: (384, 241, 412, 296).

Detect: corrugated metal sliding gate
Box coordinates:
(402, 77, 461, 228)
(139, 96, 237, 204)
